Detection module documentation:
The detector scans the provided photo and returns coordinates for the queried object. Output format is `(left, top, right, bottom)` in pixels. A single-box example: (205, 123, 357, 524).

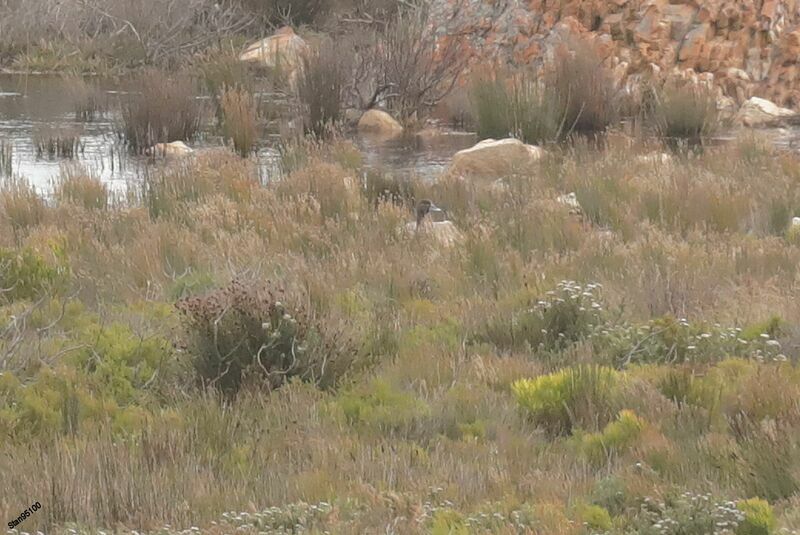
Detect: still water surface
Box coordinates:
(0, 74, 476, 194)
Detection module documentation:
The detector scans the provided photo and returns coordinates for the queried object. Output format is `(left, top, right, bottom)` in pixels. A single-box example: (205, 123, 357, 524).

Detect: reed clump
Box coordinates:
(119, 70, 204, 153)
(220, 87, 259, 157)
(33, 126, 84, 159)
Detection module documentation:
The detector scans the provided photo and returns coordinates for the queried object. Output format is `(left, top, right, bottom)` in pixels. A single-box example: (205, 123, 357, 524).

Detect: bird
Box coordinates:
(415, 199, 445, 228)
(406, 199, 464, 247)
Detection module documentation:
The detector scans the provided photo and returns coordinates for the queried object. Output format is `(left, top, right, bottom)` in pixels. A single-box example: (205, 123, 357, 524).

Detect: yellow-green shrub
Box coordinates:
(0, 247, 65, 302)
(430, 509, 469, 535)
(337, 379, 430, 435)
(574, 503, 612, 531)
(512, 365, 621, 435)
(577, 409, 645, 464)
(736, 498, 776, 535)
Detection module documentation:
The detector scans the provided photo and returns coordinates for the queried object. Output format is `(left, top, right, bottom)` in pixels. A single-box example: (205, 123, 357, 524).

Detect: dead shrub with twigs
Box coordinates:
(175, 278, 356, 397)
(349, 2, 468, 120)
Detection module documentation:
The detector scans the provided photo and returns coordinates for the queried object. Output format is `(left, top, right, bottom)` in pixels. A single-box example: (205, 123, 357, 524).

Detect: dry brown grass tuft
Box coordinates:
(220, 87, 259, 157)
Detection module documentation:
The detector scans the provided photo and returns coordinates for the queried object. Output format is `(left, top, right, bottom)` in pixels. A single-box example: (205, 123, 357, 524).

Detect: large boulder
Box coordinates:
(239, 27, 309, 83)
(736, 96, 797, 127)
(357, 109, 403, 137)
(446, 138, 544, 179)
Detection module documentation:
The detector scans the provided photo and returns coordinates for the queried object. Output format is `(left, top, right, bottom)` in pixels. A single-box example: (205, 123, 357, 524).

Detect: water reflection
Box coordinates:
(0, 74, 477, 193)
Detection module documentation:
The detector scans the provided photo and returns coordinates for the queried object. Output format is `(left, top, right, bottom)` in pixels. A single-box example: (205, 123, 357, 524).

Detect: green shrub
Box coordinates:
(591, 476, 628, 516)
(0, 247, 64, 302)
(337, 379, 430, 435)
(575, 503, 612, 531)
(736, 498, 776, 535)
(577, 409, 645, 464)
(176, 279, 355, 396)
(430, 509, 469, 535)
(512, 365, 621, 435)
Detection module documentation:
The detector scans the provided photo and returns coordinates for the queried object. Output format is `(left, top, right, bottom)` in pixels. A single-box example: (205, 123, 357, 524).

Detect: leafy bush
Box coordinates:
(512, 365, 621, 435)
(176, 279, 354, 396)
(736, 498, 775, 535)
(120, 70, 203, 153)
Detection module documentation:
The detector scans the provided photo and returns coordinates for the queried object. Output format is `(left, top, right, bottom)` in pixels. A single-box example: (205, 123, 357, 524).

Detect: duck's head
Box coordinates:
(415, 199, 443, 227)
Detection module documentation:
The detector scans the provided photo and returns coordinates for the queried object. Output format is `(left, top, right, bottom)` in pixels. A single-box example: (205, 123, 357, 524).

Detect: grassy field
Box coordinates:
(0, 131, 799, 534)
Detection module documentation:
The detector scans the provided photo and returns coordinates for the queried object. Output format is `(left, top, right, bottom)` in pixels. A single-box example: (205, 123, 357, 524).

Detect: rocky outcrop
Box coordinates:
(431, 0, 800, 110)
(240, 27, 309, 83)
(357, 109, 404, 136)
(736, 96, 797, 126)
(446, 138, 544, 179)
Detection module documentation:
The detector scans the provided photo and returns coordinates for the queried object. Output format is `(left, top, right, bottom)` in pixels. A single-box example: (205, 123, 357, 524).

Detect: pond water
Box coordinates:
(0, 74, 477, 194)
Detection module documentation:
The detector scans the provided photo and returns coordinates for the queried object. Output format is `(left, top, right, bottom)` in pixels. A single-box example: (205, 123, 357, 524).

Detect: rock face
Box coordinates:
(447, 138, 544, 179)
(736, 96, 797, 126)
(430, 0, 800, 109)
(357, 109, 404, 136)
(147, 141, 194, 158)
(240, 27, 309, 82)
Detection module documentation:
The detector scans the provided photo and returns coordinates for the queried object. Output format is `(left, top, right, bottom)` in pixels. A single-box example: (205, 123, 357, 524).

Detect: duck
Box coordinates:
(415, 199, 445, 228)
(406, 199, 464, 247)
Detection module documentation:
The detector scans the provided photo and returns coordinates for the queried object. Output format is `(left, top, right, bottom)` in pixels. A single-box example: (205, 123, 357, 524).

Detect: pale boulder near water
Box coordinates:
(445, 138, 545, 179)
(357, 109, 404, 137)
(147, 141, 194, 158)
(736, 96, 797, 127)
(239, 27, 310, 84)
